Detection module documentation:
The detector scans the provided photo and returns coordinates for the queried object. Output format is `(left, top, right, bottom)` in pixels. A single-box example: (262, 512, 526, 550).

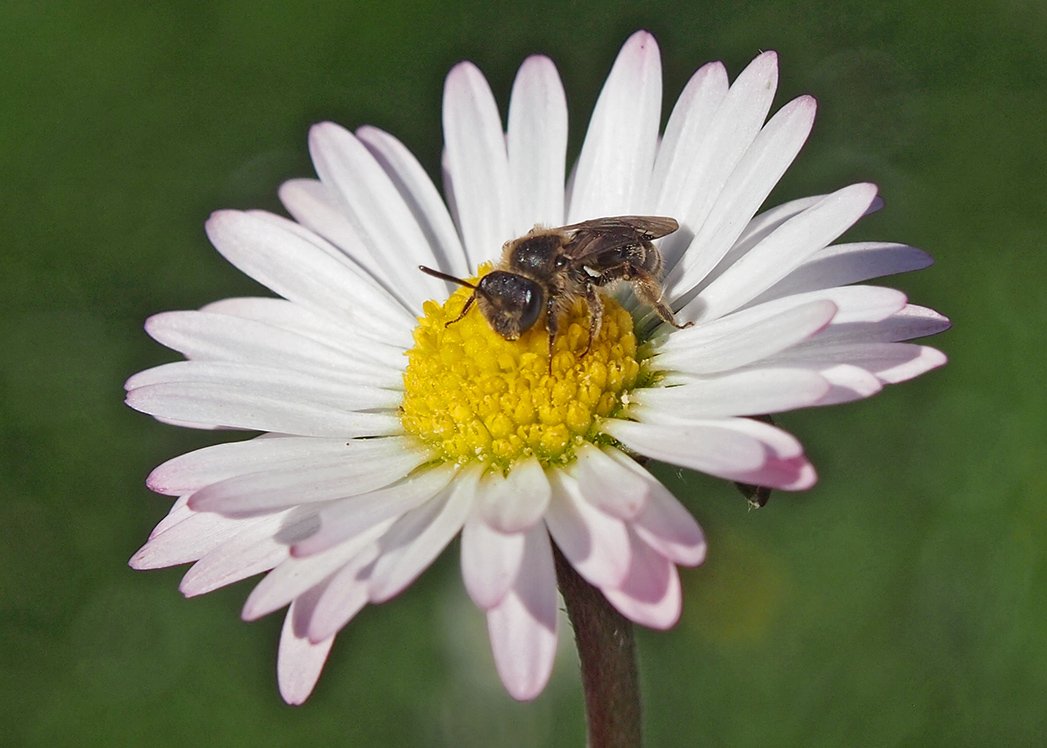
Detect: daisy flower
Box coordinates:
(127, 31, 948, 705)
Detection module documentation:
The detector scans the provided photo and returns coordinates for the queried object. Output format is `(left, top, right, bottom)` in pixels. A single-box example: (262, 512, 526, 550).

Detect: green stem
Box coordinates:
(555, 546, 642, 748)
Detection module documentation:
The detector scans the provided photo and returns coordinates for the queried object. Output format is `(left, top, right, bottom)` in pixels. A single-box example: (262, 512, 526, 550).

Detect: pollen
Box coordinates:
(400, 269, 642, 471)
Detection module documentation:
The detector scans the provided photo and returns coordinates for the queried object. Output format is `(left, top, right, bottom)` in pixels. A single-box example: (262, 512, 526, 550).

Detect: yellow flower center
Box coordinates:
(400, 268, 643, 471)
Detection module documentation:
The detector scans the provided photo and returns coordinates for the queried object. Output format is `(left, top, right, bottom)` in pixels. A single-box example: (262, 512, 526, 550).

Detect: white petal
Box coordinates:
(664, 95, 816, 302)
(278, 598, 335, 705)
(807, 304, 951, 345)
(815, 363, 884, 405)
(507, 55, 567, 233)
(274, 179, 395, 293)
(685, 183, 880, 322)
(130, 507, 267, 569)
(144, 495, 192, 536)
(126, 361, 400, 413)
(442, 62, 513, 269)
(242, 523, 384, 621)
(543, 471, 630, 589)
(368, 464, 481, 603)
(178, 508, 315, 596)
(653, 299, 837, 373)
(461, 512, 525, 610)
(603, 417, 816, 490)
(475, 457, 551, 533)
(307, 543, 380, 643)
(724, 195, 820, 257)
(293, 465, 457, 557)
(700, 194, 887, 294)
(205, 210, 413, 338)
(743, 285, 907, 325)
(602, 532, 681, 630)
(751, 242, 933, 303)
(146, 436, 374, 496)
(649, 61, 729, 225)
(356, 125, 470, 276)
(126, 376, 401, 438)
(144, 311, 401, 387)
(567, 30, 661, 221)
(604, 417, 761, 473)
(199, 296, 408, 371)
(187, 439, 427, 516)
(486, 524, 558, 701)
(634, 368, 830, 418)
(656, 51, 779, 276)
(568, 443, 649, 519)
(772, 341, 947, 384)
(306, 122, 448, 306)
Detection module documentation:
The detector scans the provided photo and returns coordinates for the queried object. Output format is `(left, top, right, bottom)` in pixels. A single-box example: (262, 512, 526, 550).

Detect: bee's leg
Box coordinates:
(445, 293, 477, 327)
(545, 293, 560, 374)
(581, 284, 603, 357)
(632, 272, 693, 330)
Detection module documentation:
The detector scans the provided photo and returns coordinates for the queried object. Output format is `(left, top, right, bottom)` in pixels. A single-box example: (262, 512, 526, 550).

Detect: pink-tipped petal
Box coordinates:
(292, 466, 456, 557)
(813, 363, 884, 405)
(307, 544, 379, 643)
(278, 599, 335, 705)
(603, 418, 764, 476)
(543, 471, 631, 589)
(178, 509, 306, 597)
(602, 450, 706, 566)
(602, 532, 682, 629)
(568, 443, 649, 519)
(130, 507, 262, 569)
(241, 524, 382, 622)
(604, 417, 816, 490)
(486, 525, 558, 701)
(475, 458, 551, 533)
(368, 465, 481, 603)
(461, 512, 526, 610)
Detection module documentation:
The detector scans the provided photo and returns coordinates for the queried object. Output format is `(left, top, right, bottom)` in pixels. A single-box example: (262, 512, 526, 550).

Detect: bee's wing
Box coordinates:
(559, 216, 680, 260)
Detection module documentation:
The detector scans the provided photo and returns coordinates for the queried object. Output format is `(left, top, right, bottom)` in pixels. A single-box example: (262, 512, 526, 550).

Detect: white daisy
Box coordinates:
(127, 31, 948, 704)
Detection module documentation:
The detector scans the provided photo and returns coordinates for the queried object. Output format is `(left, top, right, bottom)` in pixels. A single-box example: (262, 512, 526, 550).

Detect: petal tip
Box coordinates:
(445, 60, 482, 88)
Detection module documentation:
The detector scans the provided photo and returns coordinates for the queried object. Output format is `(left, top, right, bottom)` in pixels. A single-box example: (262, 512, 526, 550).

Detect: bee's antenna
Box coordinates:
(418, 265, 477, 289)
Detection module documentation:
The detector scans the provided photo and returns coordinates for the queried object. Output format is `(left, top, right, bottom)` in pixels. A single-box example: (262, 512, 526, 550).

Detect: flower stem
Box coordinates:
(554, 546, 642, 748)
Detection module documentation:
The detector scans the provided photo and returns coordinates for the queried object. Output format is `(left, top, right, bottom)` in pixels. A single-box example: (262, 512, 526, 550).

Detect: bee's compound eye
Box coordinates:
(517, 284, 543, 333)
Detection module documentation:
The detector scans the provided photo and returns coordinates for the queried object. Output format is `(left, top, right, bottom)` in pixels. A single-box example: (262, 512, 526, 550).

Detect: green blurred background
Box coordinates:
(2, 1, 1043, 745)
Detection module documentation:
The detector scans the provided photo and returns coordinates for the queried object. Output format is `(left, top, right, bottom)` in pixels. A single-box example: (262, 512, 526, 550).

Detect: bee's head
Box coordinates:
(475, 271, 544, 340)
(417, 266, 543, 340)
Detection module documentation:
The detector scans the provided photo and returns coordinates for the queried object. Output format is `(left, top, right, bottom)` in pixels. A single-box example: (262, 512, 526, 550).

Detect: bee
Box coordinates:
(419, 216, 692, 362)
